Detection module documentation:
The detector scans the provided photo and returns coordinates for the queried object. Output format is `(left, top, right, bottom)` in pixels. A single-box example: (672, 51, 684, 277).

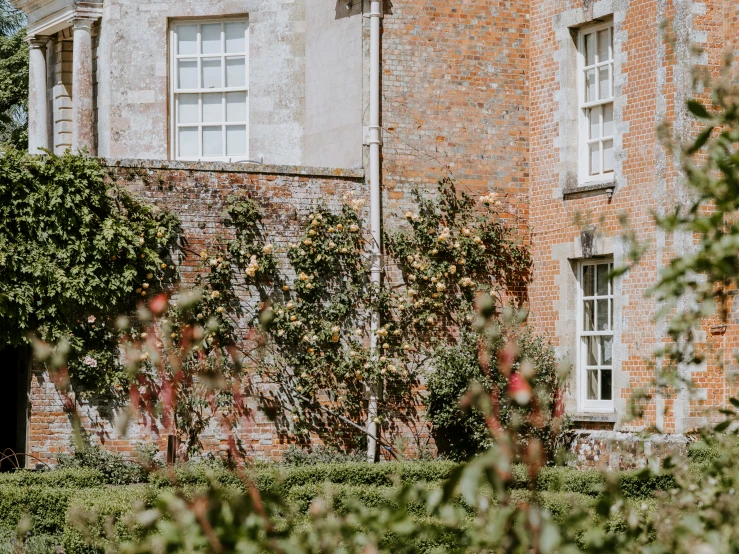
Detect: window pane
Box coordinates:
(177, 25, 198, 55)
(590, 142, 601, 175)
(597, 264, 609, 295)
(597, 299, 609, 330)
(226, 57, 246, 87)
(603, 139, 614, 172)
(600, 370, 612, 400)
(585, 69, 596, 102)
(226, 125, 247, 156)
(202, 126, 223, 157)
(225, 22, 246, 53)
(603, 104, 613, 137)
(202, 59, 222, 89)
(178, 127, 198, 157)
(610, 298, 613, 329)
(598, 29, 610, 62)
(586, 336, 598, 366)
(203, 93, 222, 123)
(178, 60, 198, 89)
(587, 369, 599, 400)
(178, 94, 199, 124)
(584, 300, 595, 331)
(589, 107, 600, 139)
(583, 265, 594, 296)
(202, 24, 222, 54)
(226, 92, 247, 121)
(585, 32, 596, 66)
(599, 67, 611, 99)
(601, 336, 613, 366)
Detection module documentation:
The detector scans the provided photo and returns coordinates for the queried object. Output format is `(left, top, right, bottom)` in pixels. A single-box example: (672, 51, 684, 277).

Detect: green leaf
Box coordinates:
(686, 125, 714, 155)
(714, 420, 731, 433)
(687, 99, 711, 119)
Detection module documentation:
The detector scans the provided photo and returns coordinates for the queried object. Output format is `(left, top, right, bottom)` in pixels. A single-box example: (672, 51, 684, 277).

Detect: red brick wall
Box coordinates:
(528, 0, 732, 433)
(380, 0, 530, 228)
(27, 162, 371, 465)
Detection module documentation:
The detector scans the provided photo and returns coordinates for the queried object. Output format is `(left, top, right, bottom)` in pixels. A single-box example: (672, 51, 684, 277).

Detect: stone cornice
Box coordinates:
(28, 0, 103, 36)
(9, 0, 100, 13)
(13, 1, 102, 37)
(103, 158, 366, 180)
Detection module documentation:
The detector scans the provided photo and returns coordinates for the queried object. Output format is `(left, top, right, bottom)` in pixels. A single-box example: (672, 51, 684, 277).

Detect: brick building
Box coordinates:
(3, 0, 737, 468)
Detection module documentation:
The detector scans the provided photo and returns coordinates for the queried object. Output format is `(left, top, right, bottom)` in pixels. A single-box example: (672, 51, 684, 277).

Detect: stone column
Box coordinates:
(72, 18, 95, 154)
(27, 37, 49, 154)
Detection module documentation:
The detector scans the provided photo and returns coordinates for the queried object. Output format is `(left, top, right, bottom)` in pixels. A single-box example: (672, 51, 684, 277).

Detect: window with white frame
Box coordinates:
(578, 260, 614, 411)
(171, 19, 249, 161)
(578, 21, 614, 183)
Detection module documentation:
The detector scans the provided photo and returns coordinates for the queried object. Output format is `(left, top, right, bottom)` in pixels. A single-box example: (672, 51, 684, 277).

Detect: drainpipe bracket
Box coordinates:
(363, 0, 384, 17)
(363, 125, 383, 146)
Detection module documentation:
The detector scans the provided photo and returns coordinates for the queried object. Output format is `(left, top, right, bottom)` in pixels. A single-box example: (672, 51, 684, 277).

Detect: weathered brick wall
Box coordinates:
(528, 0, 732, 434)
(27, 161, 371, 465)
(380, 0, 530, 230)
(26, 148, 531, 464)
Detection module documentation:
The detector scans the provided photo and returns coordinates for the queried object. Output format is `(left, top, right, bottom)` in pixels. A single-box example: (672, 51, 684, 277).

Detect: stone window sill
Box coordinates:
(563, 180, 616, 198)
(569, 412, 616, 423)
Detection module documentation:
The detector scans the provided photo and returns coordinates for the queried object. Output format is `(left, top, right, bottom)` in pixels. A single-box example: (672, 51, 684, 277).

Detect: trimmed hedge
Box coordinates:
(0, 486, 74, 534)
(0, 460, 681, 553)
(149, 460, 459, 494)
(0, 468, 105, 488)
(0, 526, 62, 554)
(62, 486, 149, 554)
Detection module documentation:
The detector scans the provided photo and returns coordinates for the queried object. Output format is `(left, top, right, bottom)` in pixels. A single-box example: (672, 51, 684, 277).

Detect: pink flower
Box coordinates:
(508, 373, 532, 406)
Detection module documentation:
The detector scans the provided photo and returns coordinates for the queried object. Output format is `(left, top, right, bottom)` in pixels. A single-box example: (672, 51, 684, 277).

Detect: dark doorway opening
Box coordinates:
(0, 347, 29, 471)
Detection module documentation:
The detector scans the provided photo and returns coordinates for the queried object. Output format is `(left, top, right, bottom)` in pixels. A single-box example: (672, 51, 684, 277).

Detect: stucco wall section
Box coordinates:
(303, 0, 363, 169)
(96, 0, 307, 165)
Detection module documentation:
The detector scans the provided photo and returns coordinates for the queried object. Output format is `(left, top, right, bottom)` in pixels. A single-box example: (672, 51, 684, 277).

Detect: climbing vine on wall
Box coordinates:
(0, 149, 182, 394)
(7, 151, 542, 453)
(191, 178, 535, 452)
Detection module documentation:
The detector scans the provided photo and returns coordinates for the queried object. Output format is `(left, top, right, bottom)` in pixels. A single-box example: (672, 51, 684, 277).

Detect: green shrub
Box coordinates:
(278, 461, 457, 491)
(536, 467, 604, 496)
(0, 486, 73, 533)
(62, 486, 148, 554)
(508, 490, 595, 522)
(150, 460, 458, 495)
(0, 150, 181, 395)
(282, 445, 366, 466)
(427, 330, 564, 461)
(0, 460, 682, 553)
(57, 444, 148, 486)
(0, 525, 63, 554)
(617, 469, 676, 499)
(148, 460, 246, 490)
(0, 468, 105, 488)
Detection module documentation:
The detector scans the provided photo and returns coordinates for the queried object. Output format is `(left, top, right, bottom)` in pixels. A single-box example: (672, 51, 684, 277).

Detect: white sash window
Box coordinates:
(171, 20, 249, 161)
(578, 260, 614, 412)
(578, 22, 614, 183)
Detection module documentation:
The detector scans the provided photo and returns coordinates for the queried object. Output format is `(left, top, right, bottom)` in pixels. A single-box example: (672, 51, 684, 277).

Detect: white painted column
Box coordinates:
(27, 37, 49, 154)
(72, 18, 95, 154)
